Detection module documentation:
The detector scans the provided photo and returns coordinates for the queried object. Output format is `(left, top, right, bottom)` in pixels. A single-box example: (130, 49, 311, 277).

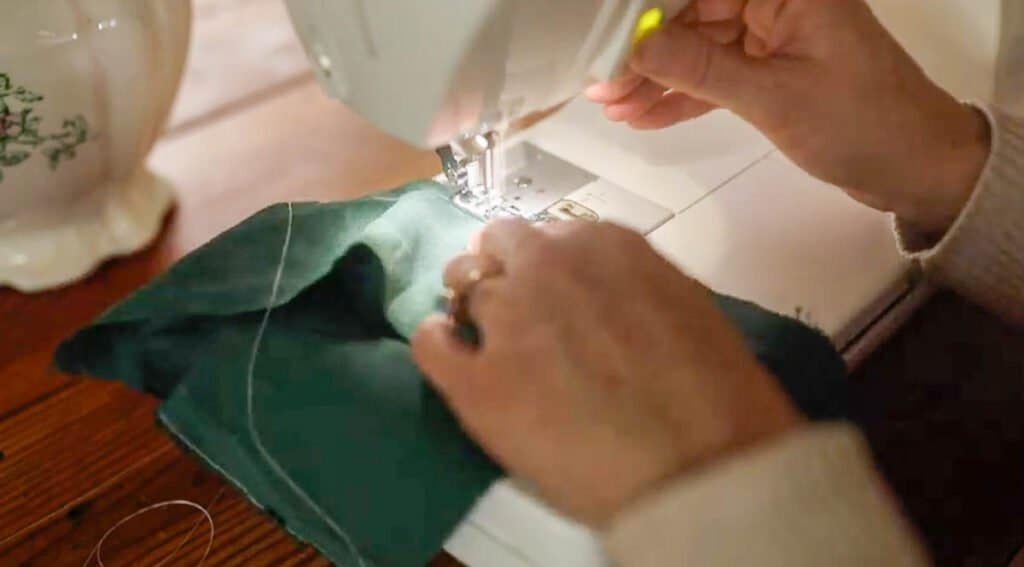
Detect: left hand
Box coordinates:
(584, 0, 990, 236)
(412, 219, 802, 528)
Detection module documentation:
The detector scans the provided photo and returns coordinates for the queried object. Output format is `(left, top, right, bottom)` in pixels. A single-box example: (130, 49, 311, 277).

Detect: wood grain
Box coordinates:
(0, 381, 166, 543)
(0, 4, 459, 565)
(0, 439, 331, 566)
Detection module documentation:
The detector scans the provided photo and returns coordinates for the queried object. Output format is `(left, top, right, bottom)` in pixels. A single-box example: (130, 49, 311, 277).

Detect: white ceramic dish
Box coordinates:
(0, 1, 191, 292)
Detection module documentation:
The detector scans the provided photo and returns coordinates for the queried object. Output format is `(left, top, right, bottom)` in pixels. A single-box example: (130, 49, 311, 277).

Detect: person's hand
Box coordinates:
(585, 0, 991, 235)
(412, 219, 801, 527)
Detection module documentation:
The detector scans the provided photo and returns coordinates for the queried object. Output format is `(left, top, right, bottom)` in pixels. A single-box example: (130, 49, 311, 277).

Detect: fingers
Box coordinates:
(693, 0, 747, 22)
(587, 0, 755, 128)
(475, 218, 539, 265)
(534, 219, 590, 238)
(603, 81, 670, 122)
(631, 22, 762, 109)
(467, 228, 484, 254)
(412, 314, 480, 397)
(627, 92, 718, 130)
(412, 309, 519, 441)
(584, 71, 646, 103)
(694, 19, 746, 45)
(743, 0, 787, 52)
(443, 253, 504, 293)
(744, 32, 770, 57)
(415, 287, 521, 419)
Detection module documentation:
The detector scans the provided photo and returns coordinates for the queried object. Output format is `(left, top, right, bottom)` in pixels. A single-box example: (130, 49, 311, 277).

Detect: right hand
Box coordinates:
(586, 0, 991, 235)
(413, 219, 801, 528)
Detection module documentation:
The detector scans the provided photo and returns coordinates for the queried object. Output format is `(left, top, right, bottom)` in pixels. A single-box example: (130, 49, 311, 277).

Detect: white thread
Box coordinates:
(82, 485, 224, 567)
(245, 202, 367, 567)
(153, 487, 226, 567)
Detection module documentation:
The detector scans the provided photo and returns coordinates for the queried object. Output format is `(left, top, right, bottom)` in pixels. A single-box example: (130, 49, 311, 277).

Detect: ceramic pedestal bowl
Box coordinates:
(0, 1, 191, 292)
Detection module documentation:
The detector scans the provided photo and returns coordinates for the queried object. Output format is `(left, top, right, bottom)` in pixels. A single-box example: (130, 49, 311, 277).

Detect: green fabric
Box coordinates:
(56, 181, 848, 566)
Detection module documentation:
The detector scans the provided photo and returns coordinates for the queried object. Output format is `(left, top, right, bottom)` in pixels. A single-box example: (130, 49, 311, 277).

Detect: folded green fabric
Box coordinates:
(56, 181, 848, 566)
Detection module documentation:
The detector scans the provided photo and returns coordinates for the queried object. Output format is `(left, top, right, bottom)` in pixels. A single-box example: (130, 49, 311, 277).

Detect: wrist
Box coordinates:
(599, 366, 803, 528)
(902, 103, 991, 235)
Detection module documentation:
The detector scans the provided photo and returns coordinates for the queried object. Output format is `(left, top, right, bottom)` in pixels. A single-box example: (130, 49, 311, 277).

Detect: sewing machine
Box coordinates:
(284, 0, 1000, 565)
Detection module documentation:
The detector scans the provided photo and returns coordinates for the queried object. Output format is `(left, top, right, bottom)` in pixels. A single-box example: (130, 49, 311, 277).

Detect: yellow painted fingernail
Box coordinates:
(633, 7, 664, 46)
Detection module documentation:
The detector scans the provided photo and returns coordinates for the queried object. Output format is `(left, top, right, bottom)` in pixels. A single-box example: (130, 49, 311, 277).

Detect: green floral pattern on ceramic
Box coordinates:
(0, 72, 91, 183)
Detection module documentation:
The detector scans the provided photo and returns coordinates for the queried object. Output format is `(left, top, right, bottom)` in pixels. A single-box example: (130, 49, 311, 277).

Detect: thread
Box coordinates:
(245, 202, 367, 566)
(152, 487, 226, 567)
(82, 486, 225, 567)
(83, 203, 368, 566)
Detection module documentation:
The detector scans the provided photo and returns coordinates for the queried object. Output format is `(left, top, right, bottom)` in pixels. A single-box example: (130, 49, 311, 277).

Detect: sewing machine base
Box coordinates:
(445, 142, 674, 235)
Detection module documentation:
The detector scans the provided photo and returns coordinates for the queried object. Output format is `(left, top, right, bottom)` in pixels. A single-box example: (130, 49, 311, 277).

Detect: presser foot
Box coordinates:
(443, 142, 598, 222)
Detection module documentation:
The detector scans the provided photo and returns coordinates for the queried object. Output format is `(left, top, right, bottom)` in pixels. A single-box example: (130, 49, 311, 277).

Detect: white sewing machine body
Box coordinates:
(284, 0, 1004, 564)
(283, 0, 690, 148)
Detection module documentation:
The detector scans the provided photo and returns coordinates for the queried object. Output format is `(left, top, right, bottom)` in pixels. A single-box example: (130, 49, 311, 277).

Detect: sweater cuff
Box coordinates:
(603, 424, 929, 567)
(894, 105, 1024, 324)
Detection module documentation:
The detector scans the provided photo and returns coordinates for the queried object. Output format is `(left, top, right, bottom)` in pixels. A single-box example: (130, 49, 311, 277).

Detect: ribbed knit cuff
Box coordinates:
(603, 424, 929, 567)
(895, 105, 1024, 324)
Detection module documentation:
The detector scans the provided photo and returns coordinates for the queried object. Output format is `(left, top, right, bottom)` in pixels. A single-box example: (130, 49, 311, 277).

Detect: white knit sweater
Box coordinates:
(602, 106, 1024, 566)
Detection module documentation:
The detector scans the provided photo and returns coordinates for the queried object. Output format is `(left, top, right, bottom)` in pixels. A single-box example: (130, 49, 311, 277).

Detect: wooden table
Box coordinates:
(0, 3, 454, 565)
(2, 3, 1022, 566)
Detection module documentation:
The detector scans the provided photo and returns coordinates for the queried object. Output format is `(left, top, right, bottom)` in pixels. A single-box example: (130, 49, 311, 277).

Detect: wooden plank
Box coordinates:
(0, 373, 463, 564)
(167, 0, 313, 134)
(0, 352, 71, 421)
(0, 381, 169, 542)
(0, 442, 330, 566)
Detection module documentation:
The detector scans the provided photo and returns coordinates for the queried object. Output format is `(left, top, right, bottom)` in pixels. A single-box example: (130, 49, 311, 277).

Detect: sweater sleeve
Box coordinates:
(602, 424, 930, 567)
(895, 105, 1024, 324)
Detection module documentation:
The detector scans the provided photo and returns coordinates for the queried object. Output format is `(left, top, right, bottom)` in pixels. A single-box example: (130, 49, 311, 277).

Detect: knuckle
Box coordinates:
(522, 234, 564, 266)
(595, 222, 646, 249)
(657, 26, 715, 92)
(443, 254, 471, 285)
(409, 324, 441, 368)
(745, 0, 784, 31)
(470, 279, 502, 309)
(607, 221, 644, 242)
(482, 217, 530, 241)
(469, 281, 526, 331)
(688, 41, 716, 92)
(478, 218, 522, 248)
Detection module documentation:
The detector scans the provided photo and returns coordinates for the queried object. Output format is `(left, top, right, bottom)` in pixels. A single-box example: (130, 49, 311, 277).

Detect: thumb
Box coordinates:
(630, 23, 765, 110)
